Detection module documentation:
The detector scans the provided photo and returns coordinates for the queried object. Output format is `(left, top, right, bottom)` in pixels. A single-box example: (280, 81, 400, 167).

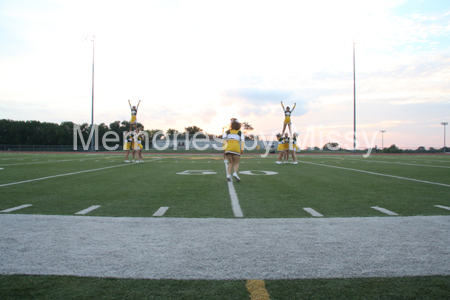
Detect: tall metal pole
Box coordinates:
(442, 122, 448, 153)
(90, 36, 95, 151)
(353, 38, 356, 152)
(381, 130, 385, 149)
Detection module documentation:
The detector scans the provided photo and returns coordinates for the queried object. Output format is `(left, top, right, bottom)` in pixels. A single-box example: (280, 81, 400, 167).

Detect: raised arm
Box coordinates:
(291, 103, 296, 112)
(128, 100, 132, 109)
(136, 100, 142, 110)
(281, 101, 285, 111)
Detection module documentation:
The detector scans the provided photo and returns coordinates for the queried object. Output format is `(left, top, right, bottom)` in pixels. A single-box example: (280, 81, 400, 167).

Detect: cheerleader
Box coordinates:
(283, 133, 290, 163)
(281, 101, 296, 136)
(124, 133, 134, 162)
(222, 118, 245, 182)
(128, 100, 141, 131)
(290, 132, 298, 164)
(135, 131, 144, 163)
(275, 133, 284, 164)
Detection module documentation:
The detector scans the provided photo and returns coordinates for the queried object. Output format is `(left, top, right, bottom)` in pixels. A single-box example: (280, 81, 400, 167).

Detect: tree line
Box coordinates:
(0, 119, 255, 146)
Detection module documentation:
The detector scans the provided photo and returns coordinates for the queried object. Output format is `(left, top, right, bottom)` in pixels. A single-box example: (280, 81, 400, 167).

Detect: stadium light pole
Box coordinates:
(380, 130, 386, 149)
(84, 35, 95, 151)
(353, 38, 356, 152)
(442, 122, 448, 153)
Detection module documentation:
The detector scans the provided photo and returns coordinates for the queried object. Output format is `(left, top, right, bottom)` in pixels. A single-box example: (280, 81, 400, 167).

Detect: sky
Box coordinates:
(0, 0, 449, 149)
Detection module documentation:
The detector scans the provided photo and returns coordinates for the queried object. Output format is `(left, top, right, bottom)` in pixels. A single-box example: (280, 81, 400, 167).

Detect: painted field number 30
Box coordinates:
(177, 170, 217, 175)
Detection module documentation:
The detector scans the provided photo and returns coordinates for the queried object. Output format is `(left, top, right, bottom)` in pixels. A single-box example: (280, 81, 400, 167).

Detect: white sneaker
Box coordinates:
(125, 160, 130, 163)
(233, 173, 240, 182)
(276, 161, 282, 164)
(293, 161, 298, 164)
(135, 161, 140, 163)
(140, 160, 143, 162)
(227, 174, 231, 182)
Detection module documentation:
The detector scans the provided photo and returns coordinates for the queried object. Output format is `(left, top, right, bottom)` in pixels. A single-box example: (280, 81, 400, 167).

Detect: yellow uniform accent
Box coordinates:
(130, 110, 137, 124)
(277, 137, 284, 151)
(283, 137, 290, 151)
(223, 129, 244, 155)
(282, 103, 296, 124)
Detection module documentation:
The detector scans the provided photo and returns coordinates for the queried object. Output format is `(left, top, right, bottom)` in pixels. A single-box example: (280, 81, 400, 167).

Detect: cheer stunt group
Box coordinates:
(125, 100, 299, 181)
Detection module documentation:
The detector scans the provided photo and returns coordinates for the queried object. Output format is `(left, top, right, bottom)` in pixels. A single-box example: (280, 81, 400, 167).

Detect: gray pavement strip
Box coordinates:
(1, 214, 449, 280)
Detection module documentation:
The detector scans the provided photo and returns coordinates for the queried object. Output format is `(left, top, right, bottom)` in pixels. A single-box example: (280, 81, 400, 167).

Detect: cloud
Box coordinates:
(224, 88, 293, 105)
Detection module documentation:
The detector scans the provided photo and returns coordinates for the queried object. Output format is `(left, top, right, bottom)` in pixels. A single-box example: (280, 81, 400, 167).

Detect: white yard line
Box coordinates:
(0, 158, 161, 188)
(0, 157, 106, 167)
(224, 161, 244, 218)
(75, 205, 101, 215)
(0, 204, 32, 213)
(153, 207, 169, 217)
(435, 205, 450, 211)
(303, 207, 323, 217)
(329, 157, 450, 169)
(297, 160, 450, 188)
(371, 206, 398, 216)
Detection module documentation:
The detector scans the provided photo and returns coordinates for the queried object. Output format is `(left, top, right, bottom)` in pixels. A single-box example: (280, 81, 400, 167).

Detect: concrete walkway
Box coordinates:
(1, 214, 449, 279)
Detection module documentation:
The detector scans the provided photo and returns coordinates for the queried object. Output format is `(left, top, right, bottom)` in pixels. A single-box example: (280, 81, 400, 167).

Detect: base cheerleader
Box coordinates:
(222, 118, 244, 182)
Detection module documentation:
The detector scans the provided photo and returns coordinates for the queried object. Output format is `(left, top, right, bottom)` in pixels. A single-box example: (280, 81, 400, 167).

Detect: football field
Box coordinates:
(1, 152, 450, 299)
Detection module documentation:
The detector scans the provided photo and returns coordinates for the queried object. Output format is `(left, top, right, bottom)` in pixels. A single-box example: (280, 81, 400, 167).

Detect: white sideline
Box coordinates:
(224, 161, 244, 217)
(0, 158, 161, 188)
(297, 160, 450, 188)
(2, 214, 450, 280)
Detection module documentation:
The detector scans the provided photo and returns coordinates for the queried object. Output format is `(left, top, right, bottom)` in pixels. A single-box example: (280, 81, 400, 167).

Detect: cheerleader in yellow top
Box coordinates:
(128, 100, 141, 131)
(123, 133, 134, 162)
(276, 133, 285, 164)
(222, 118, 245, 182)
(283, 133, 290, 163)
(281, 101, 296, 136)
(290, 132, 298, 164)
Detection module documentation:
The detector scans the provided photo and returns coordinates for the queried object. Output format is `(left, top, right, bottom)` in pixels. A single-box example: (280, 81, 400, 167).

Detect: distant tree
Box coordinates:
(146, 129, 164, 139)
(242, 122, 254, 133)
(428, 147, 436, 153)
(416, 146, 426, 153)
(323, 142, 340, 151)
(184, 126, 203, 135)
(166, 128, 178, 135)
(383, 144, 403, 153)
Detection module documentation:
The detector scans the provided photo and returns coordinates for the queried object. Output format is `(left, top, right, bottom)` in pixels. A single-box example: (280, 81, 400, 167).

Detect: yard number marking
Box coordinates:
(176, 170, 217, 175)
(239, 170, 278, 175)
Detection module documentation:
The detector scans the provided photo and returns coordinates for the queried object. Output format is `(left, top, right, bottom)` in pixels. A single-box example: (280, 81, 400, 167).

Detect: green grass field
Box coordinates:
(1, 151, 450, 299)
